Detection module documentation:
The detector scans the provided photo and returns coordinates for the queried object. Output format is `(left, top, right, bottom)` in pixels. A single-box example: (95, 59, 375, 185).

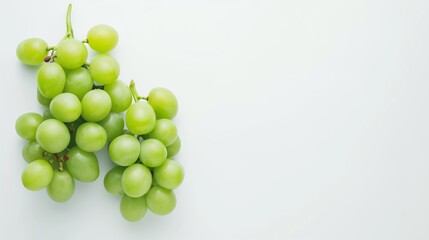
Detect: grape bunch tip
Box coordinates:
(15, 4, 184, 222)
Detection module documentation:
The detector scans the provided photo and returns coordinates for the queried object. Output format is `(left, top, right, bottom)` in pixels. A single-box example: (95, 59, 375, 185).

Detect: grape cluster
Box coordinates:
(15, 4, 184, 222)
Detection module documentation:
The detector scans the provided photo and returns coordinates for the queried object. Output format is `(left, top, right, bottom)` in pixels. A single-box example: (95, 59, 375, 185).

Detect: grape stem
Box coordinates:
(129, 80, 148, 102)
(65, 4, 74, 39)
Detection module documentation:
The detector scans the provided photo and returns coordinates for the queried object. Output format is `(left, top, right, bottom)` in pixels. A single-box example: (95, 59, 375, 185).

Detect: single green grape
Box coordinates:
(75, 122, 107, 152)
(47, 170, 75, 202)
(122, 163, 152, 198)
(104, 166, 126, 195)
(89, 53, 119, 84)
(148, 119, 177, 146)
(37, 63, 66, 99)
(166, 136, 181, 157)
(146, 185, 176, 215)
(15, 112, 43, 141)
(55, 38, 88, 70)
(37, 89, 51, 107)
(35, 119, 70, 153)
(87, 24, 118, 53)
(49, 93, 81, 123)
(154, 159, 184, 190)
(139, 139, 167, 168)
(98, 112, 124, 142)
(21, 160, 53, 191)
(81, 89, 112, 122)
(125, 101, 156, 135)
(16, 38, 48, 65)
(108, 135, 140, 166)
(120, 195, 147, 222)
(22, 140, 45, 163)
(64, 67, 93, 100)
(148, 87, 178, 119)
(65, 147, 99, 182)
(103, 80, 132, 112)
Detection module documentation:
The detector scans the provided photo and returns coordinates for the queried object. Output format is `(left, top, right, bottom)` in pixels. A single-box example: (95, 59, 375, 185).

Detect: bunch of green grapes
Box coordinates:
(15, 4, 184, 222)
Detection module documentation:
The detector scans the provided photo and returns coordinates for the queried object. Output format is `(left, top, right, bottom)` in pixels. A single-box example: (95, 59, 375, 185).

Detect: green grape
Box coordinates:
(120, 195, 147, 222)
(81, 89, 112, 122)
(125, 101, 156, 135)
(49, 93, 81, 123)
(89, 53, 119, 84)
(166, 136, 181, 157)
(87, 24, 118, 53)
(22, 140, 45, 163)
(139, 139, 167, 168)
(146, 186, 176, 215)
(65, 147, 99, 182)
(154, 159, 184, 190)
(148, 87, 178, 119)
(64, 67, 93, 100)
(75, 122, 107, 152)
(36, 119, 70, 153)
(98, 112, 124, 142)
(122, 163, 152, 198)
(55, 38, 88, 69)
(108, 135, 140, 166)
(16, 38, 48, 65)
(15, 112, 43, 141)
(37, 89, 51, 107)
(104, 166, 126, 195)
(103, 80, 132, 112)
(148, 119, 177, 146)
(21, 159, 53, 191)
(37, 62, 66, 99)
(47, 170, 75, 202)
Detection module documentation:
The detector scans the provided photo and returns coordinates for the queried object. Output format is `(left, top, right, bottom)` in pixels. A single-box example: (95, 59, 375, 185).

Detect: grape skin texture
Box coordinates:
(49, 93, 82, 123)
(36, 119, 70, 153)
(120, 195, 147, 222)
(98, 112, 124, 142)
(122, 163, 152, 198)
(75, 122, 107, 152)
(22, 140, 45, 163)
(166, 136, 181, 157)
(15, 112, 43, 141)
(66, 147, 100, 182)
(89, 53, 119, 85)
(104, 166, 125, 195)
(109, 135, 140, 166)
(55, 39, 88, 70)
(125, 101, 156, 135)
(146, 186, 176, 215)
(47, 170, 75, 202)
(64, 68, 93, 100)
(148, 87, 178, 119)
(139, 139, 167, 167)
(154, 159, 184, 190)
(148, 119, 178, 146)
(37, 63, 66, 99)
(87, 24, 118, 53)
(16, 38, 48, 65)
(81, 89, 112, 122)
(21, 160, 53, 191)
(103, 80, 132, 112)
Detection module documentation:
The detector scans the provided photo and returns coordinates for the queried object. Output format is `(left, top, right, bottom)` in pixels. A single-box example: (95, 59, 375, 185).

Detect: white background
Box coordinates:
(1, 0, 429, 239)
